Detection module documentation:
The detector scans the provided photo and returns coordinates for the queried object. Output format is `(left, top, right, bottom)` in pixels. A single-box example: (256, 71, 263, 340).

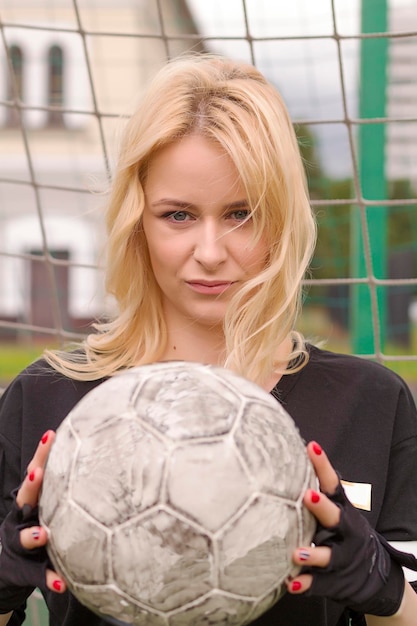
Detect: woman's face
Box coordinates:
(142, 134, 268, 330)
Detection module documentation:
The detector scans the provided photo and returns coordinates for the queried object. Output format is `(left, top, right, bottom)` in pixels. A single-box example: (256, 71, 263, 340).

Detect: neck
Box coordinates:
(159, 319, 293, 393)
(160, 321, 226, 366)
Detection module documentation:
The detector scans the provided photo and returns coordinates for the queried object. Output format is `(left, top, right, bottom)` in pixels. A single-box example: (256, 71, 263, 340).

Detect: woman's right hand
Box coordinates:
(0, 430, 66, 613)
(17, 430, 67, 593)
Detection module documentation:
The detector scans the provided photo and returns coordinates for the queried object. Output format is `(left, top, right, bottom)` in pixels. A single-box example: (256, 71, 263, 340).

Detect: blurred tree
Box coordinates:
(296, 126, 417, 339)
(388, 179, 417, 255)
(295, 124, 353, 280)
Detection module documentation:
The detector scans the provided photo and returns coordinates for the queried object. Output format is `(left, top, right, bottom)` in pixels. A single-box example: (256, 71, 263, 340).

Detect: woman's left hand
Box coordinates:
(286, 441, 406, 616)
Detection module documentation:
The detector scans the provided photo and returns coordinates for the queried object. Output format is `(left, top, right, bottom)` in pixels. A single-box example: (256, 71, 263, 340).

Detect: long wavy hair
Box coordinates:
(45, 54, 317, 385)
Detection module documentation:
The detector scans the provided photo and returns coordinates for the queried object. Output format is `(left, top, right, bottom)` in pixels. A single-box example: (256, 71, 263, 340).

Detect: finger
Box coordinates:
(304, 488, 340, 528)
(292, 545, 332, 569)
(20, 526, 67, 594)
(26, 430, 56, 475)
(286, 573, 313, 595)
(45, 569, 67, 594)
(16, 466, 45, 509)
(20, 525, 49, 550)
(307, 441, 339, 495)
(17, 431, 55, 509)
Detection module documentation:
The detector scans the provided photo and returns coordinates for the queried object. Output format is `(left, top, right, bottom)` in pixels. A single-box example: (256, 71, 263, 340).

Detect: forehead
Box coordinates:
(145, 135, 246, 202)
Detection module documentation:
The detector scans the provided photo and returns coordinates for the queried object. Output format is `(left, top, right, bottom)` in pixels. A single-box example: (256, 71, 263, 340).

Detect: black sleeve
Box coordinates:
(0, 363, 104, 622)
(0, 379, 25, 523)
(2, 607, 27, 625)
(0, 379, 33, 623)
(375, 381, 417, 541)
(0, 360, 103, 515)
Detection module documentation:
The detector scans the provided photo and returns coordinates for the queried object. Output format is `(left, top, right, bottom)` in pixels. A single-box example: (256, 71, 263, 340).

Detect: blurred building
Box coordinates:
(386, 3, 417, 183)
(1, 0, 417, 342)
(0, 0, 203, 339)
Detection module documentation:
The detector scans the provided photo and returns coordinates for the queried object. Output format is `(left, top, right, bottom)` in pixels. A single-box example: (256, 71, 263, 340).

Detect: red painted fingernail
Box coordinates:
(311, 490, 320, 504)
(28, 470, 35, 482)
(41, 432, 49, 444)
(53, 580, 62, 591)
(292, 581, 302, 592)
(312, 442, 322, 455)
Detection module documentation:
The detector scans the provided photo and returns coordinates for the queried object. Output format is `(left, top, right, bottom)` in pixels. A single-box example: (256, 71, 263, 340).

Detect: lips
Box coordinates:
(186, 281, 235, 295)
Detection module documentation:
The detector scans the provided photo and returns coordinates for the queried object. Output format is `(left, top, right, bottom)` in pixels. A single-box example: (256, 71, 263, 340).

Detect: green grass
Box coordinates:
(24, 592, 49, 626)
(384, 359, 417, 382)
(299, 306, 417, 393)
(0, 344, 48, 387)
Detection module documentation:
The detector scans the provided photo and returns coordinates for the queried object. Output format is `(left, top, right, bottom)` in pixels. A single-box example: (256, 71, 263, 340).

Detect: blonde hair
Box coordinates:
(45, 54, 316, 385)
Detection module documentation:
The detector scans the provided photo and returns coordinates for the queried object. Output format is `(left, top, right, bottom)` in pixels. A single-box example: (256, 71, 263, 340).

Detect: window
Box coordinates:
(7, 45, 23, 127)
(1, 33, 88, 130)
(47, 45, 64, 127)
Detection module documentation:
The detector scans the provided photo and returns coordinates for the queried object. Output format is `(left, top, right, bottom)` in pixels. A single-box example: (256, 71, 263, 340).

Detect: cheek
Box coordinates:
(158, 227, 196, 255)
(240, 238, 269, 273)
(148, 247, 171, 276)
(145, 234, 188, 275)
(142, 234, 167, 277)
(142, 223, 168, 261)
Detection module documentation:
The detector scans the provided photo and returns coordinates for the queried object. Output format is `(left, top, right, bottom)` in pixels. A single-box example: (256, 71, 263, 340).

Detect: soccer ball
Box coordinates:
(39, 361, 317, 625)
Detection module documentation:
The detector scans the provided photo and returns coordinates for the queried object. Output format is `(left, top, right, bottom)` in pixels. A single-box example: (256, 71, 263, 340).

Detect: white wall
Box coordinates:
(0, 215, 103, 319)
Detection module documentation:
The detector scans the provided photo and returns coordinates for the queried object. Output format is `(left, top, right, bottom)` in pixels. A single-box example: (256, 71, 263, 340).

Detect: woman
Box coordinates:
(1, 54, 417, 626)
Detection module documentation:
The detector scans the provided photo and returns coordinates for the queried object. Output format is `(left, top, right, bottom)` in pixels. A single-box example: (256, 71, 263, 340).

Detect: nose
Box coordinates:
(193, 220, 228, 269)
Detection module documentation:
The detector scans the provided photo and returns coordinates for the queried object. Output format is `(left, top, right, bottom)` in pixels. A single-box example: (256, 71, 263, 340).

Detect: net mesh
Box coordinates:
(1, 0, 417, 390)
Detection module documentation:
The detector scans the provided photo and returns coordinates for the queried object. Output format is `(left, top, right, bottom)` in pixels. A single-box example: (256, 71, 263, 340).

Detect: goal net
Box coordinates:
(1, 0, 417, 389)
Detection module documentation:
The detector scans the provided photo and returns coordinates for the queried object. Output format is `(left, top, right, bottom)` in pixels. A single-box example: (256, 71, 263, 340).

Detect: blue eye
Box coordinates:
(230, 209, 250, 221)
(165, 211, 190, 222)
(172, 211, 188, 221)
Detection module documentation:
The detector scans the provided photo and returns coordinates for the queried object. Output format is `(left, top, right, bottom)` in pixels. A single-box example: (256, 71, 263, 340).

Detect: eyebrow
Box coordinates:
(151, 199, 191, 208)
(151, 199, 250, 209)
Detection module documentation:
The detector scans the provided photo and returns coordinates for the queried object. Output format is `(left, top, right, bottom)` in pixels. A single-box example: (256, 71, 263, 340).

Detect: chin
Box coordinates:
(189, 311, 226, 330)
